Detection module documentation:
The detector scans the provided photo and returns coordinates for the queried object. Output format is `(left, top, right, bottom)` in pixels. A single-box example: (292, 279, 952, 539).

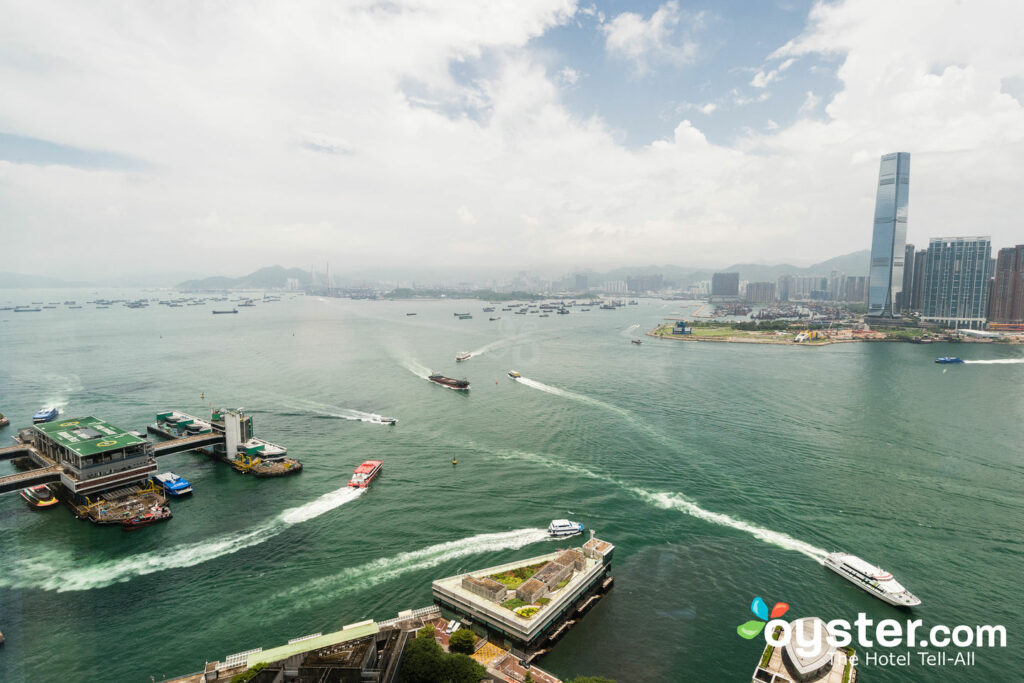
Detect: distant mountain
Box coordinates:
(176, 265, 312, 291)
(0, 271, 86, 288)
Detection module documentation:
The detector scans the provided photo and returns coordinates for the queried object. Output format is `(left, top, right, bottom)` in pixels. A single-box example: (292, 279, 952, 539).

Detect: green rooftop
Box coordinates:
(33, 416, 146, 457)
(248, 621, 379, 668)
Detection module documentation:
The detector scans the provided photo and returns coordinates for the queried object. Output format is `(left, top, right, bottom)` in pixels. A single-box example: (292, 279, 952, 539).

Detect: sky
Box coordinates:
(1, 0, 1023, 283)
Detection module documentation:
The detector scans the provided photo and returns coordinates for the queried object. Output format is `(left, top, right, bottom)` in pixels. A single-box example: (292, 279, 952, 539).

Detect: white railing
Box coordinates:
(219, 647, 262, 670)
(288, 632, 322, 644)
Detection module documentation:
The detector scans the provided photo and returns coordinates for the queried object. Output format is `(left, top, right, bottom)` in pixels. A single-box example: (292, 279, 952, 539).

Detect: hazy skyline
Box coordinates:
(2, 0, 1023, 282)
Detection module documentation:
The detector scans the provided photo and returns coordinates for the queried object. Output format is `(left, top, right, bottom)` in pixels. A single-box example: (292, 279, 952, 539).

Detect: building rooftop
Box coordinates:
(248, 620, 378, 669)
(33, 416, 146, 457)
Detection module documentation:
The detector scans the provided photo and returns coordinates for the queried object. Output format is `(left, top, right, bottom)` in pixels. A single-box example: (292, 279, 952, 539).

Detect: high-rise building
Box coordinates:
(843, 276, 868, 303)
(910, 248, 928, 311)
(921, 237, 992, 329)
(711, 272, 740, 301)
(897, 243, 915, 310)
(989, 245, 1024, 323)
(626, 274, 663, 293)
(745, 282, 776, 304)
(574, 273, 589, 292)
(776, 275, 792, 302)
(867, 152, 910, 317)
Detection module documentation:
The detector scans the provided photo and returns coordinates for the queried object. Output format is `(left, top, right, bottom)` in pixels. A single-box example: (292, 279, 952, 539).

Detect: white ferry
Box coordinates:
(824, 552, 921, 607)
(547, 519, 584, 538)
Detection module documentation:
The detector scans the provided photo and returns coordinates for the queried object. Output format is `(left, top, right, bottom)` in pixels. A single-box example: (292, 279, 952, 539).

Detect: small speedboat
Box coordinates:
(455, 351, 472, 362)
(20, 484, 59, 509)
(32, 407, 59, 423)
(379, 417, 397, 425)
(548, 519, 585, 538)
(122, 505, 172, 530)
(631, 339, 642, 345)
(935, 357, 964, 364)
(507, 370, 521, 379)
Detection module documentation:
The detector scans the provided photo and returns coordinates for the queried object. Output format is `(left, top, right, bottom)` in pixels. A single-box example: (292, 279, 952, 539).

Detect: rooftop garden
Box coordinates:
(489, 561, 547, 590)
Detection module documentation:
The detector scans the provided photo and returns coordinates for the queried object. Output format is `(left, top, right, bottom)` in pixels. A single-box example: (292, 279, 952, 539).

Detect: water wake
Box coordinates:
(0, 486, 365, 592)
(481, 445, 828, 562)
(400, 357, 432, 380)
(284, 528, 550, 608)
(515, 377, 633, 420)
(963, 359, 1024, 365)
(279, 397, 390, 424)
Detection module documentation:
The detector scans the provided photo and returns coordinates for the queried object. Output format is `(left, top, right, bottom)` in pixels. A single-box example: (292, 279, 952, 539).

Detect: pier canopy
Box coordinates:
(33, 416, 146, 460)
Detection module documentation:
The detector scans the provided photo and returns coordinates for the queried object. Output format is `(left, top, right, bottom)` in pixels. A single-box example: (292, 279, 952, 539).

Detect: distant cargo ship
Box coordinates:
(212, 309, 238, 315)
(429, 374, 470, 390)
(349, 460, 382, 488)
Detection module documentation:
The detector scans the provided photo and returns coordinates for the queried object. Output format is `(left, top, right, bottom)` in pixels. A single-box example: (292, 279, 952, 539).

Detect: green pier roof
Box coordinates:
(248, 621, 379, 668)
(33, 416, 146, 457)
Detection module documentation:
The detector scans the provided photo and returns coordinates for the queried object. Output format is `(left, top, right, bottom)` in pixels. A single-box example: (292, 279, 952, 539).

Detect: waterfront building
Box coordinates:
(751, 617, 857, 683)
(921, 236, 992, 330)
(776, 275, 792, 302)
(29, 416, 156, 498)
(910, 248, 928, 311)
(989, 245, 1024, 323)
(432, 535, 614, 652)
(867, 152, 911, 318)
(627, 274, 663, 293)
(898, 243, 915, 310)
(711, 272, 740, 301)
(843, 275, 868, 303)
(746, 282, 776, 304)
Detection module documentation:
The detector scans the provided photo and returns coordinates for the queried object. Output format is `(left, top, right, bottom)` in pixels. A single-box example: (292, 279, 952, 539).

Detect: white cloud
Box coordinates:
(457, 205, 477, 226)
(557, 66, 580, 86)
(1, 0, 1024, 281)
(797, 90, 820, 115)
(601, 1, 704, 74)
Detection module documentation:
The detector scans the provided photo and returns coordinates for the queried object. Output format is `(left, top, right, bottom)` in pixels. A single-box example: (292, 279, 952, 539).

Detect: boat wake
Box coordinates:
(279, 397, 391, 424)
(481, 444, 828, 562)
(515, 377, 633, 420)
(962, 359, 1024, 364)
(0, 486, 365, 592)
(283, 528, 551, 609)
(400, 357, 432, 380)
(621, 323, 641, 336)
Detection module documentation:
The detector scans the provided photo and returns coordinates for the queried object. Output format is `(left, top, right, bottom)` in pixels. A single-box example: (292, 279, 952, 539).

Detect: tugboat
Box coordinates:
(151, 472, 193, 496)
(32, 407, 59, 423)
(121, 505, 172, 530)
(20, 484, 59, 509)
(429, 374, 470, 390)
(507, 370, 521, 379)
(547, 519, 585, 538)
(935, 357, 964, 364)
(348, 460, 383, 488)
(455, 351, 472, 362)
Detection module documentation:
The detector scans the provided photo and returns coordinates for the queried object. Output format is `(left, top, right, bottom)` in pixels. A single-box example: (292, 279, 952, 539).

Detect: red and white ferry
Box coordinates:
(348, 460, 383, 488)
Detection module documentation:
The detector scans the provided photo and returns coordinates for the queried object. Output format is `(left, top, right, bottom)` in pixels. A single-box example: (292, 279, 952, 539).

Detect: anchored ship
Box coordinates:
(429, 374, 470, 390)
(824, 552, 921, 607)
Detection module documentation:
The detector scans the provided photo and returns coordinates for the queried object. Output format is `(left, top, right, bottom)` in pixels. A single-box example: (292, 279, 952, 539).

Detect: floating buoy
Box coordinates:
(452, 459, 458, 465)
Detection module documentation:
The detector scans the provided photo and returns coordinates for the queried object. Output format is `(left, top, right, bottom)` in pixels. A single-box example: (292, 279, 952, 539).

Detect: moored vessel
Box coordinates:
(151, 472, 193, 496)
(121, 504, 172, 530)
(20, 484, 59, 509)
(823, 552, 921, 607)
(348, 460, 382, 488)
(32, 407, 59, 423)
(547, 519, 584, 538)
(428, 374, 470, 390)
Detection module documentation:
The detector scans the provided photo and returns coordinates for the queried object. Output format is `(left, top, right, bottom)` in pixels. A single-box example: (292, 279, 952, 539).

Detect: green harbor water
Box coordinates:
(0, 294, 1022, 682)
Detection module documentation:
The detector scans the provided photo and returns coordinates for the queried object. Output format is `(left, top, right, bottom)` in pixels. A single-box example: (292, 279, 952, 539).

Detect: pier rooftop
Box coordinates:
(432, 535, 614, 651)
(34, 416, 146, 459)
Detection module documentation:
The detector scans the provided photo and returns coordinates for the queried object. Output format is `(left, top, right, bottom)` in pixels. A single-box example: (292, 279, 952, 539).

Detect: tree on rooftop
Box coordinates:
(448, 628, 476, 654)
(444, 653, 487, 683)
(399, 633, 445, 683)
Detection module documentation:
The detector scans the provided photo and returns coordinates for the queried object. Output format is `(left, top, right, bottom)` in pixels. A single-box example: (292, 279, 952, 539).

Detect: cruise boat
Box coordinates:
(429, 374, 470, 390)
(823, 552, 921, 607)
(151, 472, 193, 496)
(547, 519, 585, 538)
(32, 407, 59, 423)
(935, 357, 964, 364)
(507, 370, 521, 379)
(122, 505, 172, 530)
(349, 460, 383, 487)
(455, 351, 472, 362)
(20, 484, 59, 509)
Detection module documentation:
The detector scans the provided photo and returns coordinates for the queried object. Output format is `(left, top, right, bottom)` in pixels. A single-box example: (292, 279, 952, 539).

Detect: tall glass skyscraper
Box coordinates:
(867, 152, 910, 317)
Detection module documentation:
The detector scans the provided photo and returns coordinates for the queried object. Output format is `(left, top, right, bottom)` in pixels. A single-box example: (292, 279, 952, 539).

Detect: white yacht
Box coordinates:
(824, 552, 921, 607)
(547, 519, 584, 538)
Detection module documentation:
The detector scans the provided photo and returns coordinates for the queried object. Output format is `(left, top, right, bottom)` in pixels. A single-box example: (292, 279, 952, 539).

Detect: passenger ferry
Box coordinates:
(455, 351, 472, 362)
(935, 357, 964, 364)
(32, 407, 59, 423)
(151, 472, 193, 496)
(349, 460, 383, 488)
(547, 519, 585, 538)
(824, 552, 921, 607)
(20, 484, 60, 509)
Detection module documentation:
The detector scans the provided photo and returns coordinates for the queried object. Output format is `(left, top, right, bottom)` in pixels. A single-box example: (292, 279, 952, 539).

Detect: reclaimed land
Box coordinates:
(647, 322, 1021, 346)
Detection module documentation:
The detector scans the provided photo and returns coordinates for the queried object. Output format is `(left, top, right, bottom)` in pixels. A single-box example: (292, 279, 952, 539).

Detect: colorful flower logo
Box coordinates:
(737, 596, 789, 639)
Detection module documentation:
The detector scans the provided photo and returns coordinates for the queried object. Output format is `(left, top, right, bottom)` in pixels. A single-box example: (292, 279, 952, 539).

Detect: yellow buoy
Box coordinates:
(452, 459, 458, 465)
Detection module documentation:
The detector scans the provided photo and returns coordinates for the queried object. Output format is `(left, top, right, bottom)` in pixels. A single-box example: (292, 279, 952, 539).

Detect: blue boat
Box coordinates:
(152, 472, 193, 496)
(935, 357, 964, 364)
(32, 407, 60, 423)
